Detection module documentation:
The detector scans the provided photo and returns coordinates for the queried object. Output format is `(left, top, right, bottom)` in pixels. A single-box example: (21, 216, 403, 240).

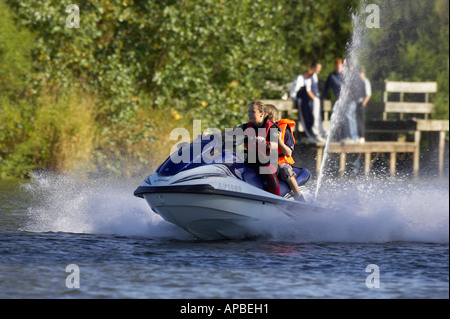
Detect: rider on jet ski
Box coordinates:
(234, 101, 281, 196)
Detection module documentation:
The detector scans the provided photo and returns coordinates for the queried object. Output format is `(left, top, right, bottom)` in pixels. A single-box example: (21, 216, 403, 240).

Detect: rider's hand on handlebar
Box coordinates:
(256, 136, 266, 144)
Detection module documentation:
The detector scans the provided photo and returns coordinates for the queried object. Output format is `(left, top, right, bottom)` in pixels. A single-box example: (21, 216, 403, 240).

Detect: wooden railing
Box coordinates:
(383, 81, 438, 120)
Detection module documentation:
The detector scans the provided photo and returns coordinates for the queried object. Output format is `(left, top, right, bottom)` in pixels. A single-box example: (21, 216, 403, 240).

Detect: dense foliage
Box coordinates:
(0, 0, 448, 178)
(360, 0, 449, 119)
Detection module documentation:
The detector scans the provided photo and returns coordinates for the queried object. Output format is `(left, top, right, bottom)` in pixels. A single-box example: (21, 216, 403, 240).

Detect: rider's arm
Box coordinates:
(278, 132, 292, 157)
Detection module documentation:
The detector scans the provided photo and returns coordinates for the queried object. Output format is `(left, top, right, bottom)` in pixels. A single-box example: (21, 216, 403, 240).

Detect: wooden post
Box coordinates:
(425, 92, 429, 120)
(383, 82, 388, 121)
(399, 92, 404, 120)
(439, 131, 445, 177)
(316, 146, 323, 175)
(390, 152, 397, 177)
(339, 153, 346, 178)
(413, 131, 421, 179)
(365, 152, 371, 177)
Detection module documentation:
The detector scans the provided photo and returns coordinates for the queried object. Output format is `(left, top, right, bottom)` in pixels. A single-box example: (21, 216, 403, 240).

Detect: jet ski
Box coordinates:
(134, 136, 321, 240)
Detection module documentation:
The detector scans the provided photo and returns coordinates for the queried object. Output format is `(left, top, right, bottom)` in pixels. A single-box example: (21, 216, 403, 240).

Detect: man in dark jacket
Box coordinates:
(321, 58, 344, 103)
(321, 58, 345, 140)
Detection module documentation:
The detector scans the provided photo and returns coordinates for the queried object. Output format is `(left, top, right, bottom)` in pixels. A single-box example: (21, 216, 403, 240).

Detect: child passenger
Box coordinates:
(265, 104, 305, 201)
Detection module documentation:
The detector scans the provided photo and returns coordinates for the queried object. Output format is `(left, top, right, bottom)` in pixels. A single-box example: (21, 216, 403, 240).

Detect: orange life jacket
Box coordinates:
(277, 119, 296, 165)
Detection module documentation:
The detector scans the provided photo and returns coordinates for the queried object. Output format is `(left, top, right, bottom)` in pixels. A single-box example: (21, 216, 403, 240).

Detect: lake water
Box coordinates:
(0, 173, 448, 302)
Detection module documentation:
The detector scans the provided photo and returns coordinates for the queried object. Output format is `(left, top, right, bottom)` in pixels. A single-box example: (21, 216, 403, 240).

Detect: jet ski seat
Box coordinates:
(236, 165, 310, 197)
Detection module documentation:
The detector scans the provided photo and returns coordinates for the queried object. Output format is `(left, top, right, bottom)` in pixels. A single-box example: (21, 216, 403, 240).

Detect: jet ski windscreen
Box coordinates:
(156, 139, 219, 176)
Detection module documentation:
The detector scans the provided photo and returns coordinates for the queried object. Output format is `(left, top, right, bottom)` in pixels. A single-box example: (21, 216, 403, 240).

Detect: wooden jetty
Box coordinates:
(262, 80, 449, 178)
(315, 140, 420, 178)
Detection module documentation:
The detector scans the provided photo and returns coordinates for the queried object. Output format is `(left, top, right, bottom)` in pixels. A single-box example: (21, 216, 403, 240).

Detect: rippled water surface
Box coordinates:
(0, 175, 448, 299)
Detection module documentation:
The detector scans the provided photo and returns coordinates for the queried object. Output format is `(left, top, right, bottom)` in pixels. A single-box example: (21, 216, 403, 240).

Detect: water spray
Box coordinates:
(314, 5, 370, 200)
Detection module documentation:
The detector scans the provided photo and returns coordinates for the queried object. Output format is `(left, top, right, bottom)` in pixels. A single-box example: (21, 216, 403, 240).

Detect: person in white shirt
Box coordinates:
(289, 71, 306, 100)
(356, 68, 371, 143)
(289, 62, 326, 143)
(289, 70, 311, 141)
(306, 62, 326, 142)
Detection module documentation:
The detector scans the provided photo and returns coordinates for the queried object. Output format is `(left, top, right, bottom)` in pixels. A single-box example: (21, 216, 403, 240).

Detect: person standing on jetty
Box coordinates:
(307, 62, 327, 142)
(356, 67, 372, 143)
(290, 62, 325, 143)
(321, 58, 345, 107)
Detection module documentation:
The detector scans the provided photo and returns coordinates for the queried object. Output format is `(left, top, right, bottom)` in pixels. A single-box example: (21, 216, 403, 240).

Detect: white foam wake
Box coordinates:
(260, 179, 449, 243)
(22, 173, 448, 243)
(21, 172, 191, 239)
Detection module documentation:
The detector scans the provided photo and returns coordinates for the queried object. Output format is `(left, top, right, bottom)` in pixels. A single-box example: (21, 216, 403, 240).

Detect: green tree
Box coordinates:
(6, 0, 359, 128)
(12, 0, 446, 178)
(0, 0, 33, 97)
(282, 0, 359, 75)
(360, 0, 449, 118)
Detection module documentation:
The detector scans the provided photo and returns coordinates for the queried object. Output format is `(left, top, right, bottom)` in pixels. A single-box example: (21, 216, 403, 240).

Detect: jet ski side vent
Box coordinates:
(171, 173, 228, 184)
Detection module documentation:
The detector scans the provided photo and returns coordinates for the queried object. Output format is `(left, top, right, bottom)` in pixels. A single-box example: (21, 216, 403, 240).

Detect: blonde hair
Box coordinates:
(265, 104, 279, 122)
(249, 100, 266, 114)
